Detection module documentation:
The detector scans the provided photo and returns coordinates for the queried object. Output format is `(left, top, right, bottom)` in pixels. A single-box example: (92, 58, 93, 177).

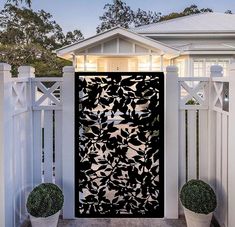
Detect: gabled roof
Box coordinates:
(55, 27, 179, 59)
(133, 12, 235, 34)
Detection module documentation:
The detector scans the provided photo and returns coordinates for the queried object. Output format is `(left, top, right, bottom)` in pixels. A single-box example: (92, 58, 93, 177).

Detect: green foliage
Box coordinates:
(180, 180, 217, 214)
(97, 1, 233, 33)
(97, 0, 134, 33)
(63, 30, 84, 46)
(0, 42, 71, 76)
(7, 0, 31, 7)
(134, 8, 161, 27)
(0, 4, 83, 76)
(186, 99, 199, 105)
(0, 4, 62, 49)
(26, 183, 64, 218)
(97, 0, 162, 32)
(159, 5, 213, 21)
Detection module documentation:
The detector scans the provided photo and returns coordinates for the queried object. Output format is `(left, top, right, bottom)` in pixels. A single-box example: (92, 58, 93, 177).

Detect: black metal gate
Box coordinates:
(75, 72, 164, 218)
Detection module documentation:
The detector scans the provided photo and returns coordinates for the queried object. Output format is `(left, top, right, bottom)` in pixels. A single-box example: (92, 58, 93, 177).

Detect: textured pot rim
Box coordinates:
(29, 210, 61, 219)
(183, 206, 213, 216)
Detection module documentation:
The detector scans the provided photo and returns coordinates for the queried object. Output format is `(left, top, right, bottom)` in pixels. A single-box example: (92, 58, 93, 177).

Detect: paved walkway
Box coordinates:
(22, 217, 187, 227)
(57, 218, 187, 227)
(22, 215, 222, 227)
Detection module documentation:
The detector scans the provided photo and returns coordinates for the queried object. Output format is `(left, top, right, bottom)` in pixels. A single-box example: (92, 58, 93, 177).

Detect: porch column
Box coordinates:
(72, 54, 77, 70)
(149, 54, 153, 71)
(160, 54, 164, 71)
(84, 54, 87, 72)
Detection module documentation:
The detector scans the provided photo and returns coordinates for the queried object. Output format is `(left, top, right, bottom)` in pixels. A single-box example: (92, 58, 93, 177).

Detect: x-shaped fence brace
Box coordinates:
(12, 82, 27, 114)
(32, 81, 62, 110)
(180, 81, 208, 108)
(213, 82, 224, 110)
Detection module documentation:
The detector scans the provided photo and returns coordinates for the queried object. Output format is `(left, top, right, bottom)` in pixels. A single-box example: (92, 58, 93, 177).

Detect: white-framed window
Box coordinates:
(193, 59, 204, 77)
(218, 59, 230, 76)
(193, 58, 230, 77)
(175, 59, 186, 77)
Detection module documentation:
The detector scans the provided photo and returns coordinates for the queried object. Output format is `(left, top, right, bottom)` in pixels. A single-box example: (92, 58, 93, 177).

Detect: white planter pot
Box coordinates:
(184, 207, 213, 227)
(29, 210, 60, 227)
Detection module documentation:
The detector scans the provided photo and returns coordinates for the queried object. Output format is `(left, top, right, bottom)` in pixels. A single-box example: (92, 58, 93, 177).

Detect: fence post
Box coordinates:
(210, 65, 223, 78)
(18, 66, 35, 78)
(208, 66, 223, 189)
(62, 66, 75, 218)
(228, 63, 235, 227)
(0, 63, 13, 227)
(18, 66, 35, 199)
(165, 66, 179, 218)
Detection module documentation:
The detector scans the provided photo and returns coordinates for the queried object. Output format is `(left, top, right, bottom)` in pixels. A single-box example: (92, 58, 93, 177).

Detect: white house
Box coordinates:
(56, 12, 235, 76)
(2, 12, 235, 227)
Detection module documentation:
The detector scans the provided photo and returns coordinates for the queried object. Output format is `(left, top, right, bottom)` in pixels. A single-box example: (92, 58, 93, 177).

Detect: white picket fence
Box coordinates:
(178, 65, 235, 227)
(0, 63, 235, 227)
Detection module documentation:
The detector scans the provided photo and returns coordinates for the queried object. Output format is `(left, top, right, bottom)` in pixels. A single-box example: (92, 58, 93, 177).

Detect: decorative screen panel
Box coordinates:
(75, 72, 164, 218)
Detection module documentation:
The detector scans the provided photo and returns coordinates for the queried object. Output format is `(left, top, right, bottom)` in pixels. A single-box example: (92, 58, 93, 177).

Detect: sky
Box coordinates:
(1, 0, 235, 38)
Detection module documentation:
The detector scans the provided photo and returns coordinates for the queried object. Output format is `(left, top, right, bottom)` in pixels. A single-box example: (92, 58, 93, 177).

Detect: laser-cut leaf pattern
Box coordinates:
(76, 73, 164, 217)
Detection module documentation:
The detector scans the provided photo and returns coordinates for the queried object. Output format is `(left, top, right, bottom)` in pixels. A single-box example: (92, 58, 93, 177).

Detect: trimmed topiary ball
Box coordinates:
(26, 183, 64, 218)
(180, 179, 216, 214)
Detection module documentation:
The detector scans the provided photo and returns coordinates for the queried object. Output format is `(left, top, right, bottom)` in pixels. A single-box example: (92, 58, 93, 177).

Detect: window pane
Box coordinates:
(193, 58, 230, 77)
(176, 60, 185, 77)
(193, 60, 204, 77)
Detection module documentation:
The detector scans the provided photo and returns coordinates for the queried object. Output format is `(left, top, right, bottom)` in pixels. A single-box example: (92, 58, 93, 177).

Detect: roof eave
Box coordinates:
(181, 50, 235, 55)
(55, 27, 180, 58)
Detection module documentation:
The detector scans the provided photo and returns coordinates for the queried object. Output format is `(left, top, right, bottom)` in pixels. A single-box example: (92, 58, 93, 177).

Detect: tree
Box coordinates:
(0, 4, 61, 49)
(97, 0, 163, 32)
(7, 0, 31, 7)
(0, 4, 83, 49)
(225, 10, 233, 14)
(0, 43, 69, 76)
(97, 2, 215, 33)
(96, 0, 134, 33)
(0, 4, 84, 76)
(134, 9, 161, 27)
(183, 5, 213, 15)
(63, 30, 84, 46)
(159, 5, 213, 21)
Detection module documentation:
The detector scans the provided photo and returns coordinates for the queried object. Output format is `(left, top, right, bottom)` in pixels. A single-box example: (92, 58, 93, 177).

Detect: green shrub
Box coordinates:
(180, 179, 216, 214)
(186, 99, 199, 105)
(26, 183, 64, 218)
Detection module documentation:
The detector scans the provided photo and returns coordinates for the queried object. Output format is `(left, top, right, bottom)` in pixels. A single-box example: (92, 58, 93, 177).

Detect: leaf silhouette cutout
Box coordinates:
(76, 73, 164, 218)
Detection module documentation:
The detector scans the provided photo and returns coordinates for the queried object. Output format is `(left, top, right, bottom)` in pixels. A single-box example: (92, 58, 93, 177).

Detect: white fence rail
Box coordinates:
(0, 65, 63, 227)
(31, 77, 63, 188)
(0, 63, 235, 227)
(178, 65, 235, 227)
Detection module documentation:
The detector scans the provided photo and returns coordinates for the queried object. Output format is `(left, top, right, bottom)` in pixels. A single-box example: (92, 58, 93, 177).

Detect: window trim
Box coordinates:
(193, 58, 231, 77)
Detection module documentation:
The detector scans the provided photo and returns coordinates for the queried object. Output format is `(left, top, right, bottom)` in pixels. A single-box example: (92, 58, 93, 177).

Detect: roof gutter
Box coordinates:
(138, 33, 235, 38)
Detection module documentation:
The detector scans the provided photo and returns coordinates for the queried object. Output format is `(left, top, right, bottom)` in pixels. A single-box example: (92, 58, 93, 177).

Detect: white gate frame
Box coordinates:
(62, 66, 75, 218)
(62, 67, 179, 219)
(228, 63, 235, 226)
(0, 63, 13, 227)
(165, 66, 179, 218)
